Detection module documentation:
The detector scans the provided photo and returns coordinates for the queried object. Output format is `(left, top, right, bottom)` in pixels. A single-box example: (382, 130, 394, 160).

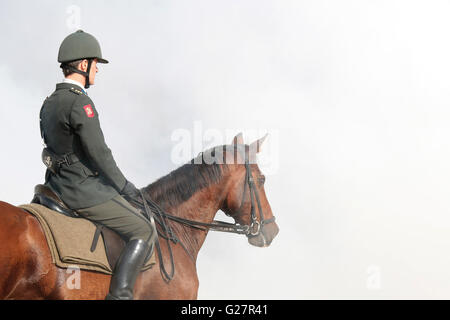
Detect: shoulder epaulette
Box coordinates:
(69, 87, 85, 95)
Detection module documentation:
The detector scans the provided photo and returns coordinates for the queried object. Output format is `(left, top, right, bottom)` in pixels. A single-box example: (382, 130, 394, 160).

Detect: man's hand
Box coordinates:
(121, 180, 141, 203)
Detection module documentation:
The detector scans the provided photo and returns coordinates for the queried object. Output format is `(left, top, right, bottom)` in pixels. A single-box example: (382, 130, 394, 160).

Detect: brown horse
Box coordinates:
(0, 133, 278, 299)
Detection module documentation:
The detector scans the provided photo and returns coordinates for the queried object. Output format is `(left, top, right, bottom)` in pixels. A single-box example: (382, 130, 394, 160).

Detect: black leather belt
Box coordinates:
(58, 152, 80, 166)
(42, 148, 81, 174)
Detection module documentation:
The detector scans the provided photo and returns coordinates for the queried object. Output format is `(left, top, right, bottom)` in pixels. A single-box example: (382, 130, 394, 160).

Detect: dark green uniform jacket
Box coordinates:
(40, 82, 126, 210)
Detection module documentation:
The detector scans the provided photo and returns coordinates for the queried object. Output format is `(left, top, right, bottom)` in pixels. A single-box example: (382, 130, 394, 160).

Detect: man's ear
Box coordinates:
(79, 59, 89, 72)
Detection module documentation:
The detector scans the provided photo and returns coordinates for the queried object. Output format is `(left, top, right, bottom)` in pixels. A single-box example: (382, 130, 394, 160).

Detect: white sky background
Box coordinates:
(1, 0, 450, 299)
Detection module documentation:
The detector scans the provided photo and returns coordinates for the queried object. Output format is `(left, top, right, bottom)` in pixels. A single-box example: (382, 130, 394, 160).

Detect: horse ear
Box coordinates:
(232, 132, 244, 145)
(249, 133, 268, 153)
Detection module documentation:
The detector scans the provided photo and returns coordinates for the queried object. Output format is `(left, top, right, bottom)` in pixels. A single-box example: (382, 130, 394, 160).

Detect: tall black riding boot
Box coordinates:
(105, 239, 151, 300)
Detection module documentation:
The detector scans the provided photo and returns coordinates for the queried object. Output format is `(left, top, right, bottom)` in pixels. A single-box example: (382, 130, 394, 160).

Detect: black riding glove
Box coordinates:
(121, 180, 141, 203)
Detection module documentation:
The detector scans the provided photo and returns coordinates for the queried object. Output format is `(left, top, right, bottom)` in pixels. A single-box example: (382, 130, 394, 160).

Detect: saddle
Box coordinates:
(31, 184, 127, 270)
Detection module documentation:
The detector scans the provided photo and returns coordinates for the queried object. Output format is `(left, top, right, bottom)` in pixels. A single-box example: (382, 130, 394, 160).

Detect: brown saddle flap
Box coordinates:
(31, 185, 154, 272)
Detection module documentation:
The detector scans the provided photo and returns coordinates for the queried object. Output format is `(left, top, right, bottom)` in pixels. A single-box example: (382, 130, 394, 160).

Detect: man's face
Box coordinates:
(89, 59, 98, 85)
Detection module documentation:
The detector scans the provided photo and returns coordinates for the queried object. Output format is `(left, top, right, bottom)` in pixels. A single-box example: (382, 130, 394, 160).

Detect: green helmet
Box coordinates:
(58, 30, 109, 64)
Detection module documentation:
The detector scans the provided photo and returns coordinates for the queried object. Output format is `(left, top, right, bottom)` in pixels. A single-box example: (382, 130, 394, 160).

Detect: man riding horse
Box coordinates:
(39, 30, 156, 300)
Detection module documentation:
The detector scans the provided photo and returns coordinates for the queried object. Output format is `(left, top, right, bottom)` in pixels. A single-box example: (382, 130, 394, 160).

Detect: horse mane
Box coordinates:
(143, 145, 233, 209)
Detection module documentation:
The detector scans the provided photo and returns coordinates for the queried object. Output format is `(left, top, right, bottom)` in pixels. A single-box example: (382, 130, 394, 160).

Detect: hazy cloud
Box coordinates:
(1, 0, 450, 299)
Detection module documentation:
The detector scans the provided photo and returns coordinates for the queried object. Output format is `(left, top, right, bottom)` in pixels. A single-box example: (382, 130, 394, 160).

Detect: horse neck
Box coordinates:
(170, 184, 227, 258)
(143, 164, 233, 260)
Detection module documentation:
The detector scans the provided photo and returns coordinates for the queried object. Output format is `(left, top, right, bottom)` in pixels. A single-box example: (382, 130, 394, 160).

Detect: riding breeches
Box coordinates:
(77, 195, 156, 245)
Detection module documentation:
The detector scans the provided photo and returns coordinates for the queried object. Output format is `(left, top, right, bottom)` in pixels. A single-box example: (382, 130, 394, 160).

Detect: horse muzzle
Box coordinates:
(247, 220, 279, 247)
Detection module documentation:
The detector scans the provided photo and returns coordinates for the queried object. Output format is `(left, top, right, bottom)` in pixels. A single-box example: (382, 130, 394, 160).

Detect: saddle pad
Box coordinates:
(19, 203, 156, 275)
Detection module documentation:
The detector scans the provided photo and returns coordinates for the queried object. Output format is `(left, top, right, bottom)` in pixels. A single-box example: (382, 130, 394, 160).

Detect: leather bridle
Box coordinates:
(234, 145, 276, 236)
(141, 145, 275, 237)
(134, 145, 276, 281)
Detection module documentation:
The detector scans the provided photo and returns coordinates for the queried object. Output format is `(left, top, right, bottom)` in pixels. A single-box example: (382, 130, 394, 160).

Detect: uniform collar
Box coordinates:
(55, 82, 88, 96)
(62, 78, 88, 94)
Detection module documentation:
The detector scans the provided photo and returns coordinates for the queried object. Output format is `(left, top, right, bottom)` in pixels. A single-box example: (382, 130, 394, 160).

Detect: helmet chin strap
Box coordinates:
(60, 59, 93, 89)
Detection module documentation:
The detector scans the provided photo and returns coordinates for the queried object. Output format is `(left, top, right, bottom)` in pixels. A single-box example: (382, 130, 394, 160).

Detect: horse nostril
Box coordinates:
(247, 222, 279, 247)
(262, 222, 279, 245)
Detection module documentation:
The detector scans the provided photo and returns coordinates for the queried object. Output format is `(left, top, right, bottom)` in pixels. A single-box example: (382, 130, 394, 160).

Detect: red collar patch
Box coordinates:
(83, 104, 95, 118)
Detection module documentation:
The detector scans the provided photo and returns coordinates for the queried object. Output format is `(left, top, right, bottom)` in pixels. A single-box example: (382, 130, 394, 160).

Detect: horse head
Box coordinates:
(221, 133, 279, 247)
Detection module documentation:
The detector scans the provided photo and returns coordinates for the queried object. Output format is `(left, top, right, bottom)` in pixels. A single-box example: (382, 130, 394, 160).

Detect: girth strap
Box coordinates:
(90, 224, 104, 252)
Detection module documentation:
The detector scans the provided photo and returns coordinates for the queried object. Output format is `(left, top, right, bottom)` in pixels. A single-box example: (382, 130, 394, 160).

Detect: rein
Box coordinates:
(132, 191, 250, 282)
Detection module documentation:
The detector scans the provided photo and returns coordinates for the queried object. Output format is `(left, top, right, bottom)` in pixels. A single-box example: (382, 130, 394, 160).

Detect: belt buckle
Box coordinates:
(63, 154, 71, 165)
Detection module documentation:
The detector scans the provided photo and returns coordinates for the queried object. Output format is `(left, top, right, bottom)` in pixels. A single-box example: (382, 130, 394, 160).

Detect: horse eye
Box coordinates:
(258, 175, 266, 186)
